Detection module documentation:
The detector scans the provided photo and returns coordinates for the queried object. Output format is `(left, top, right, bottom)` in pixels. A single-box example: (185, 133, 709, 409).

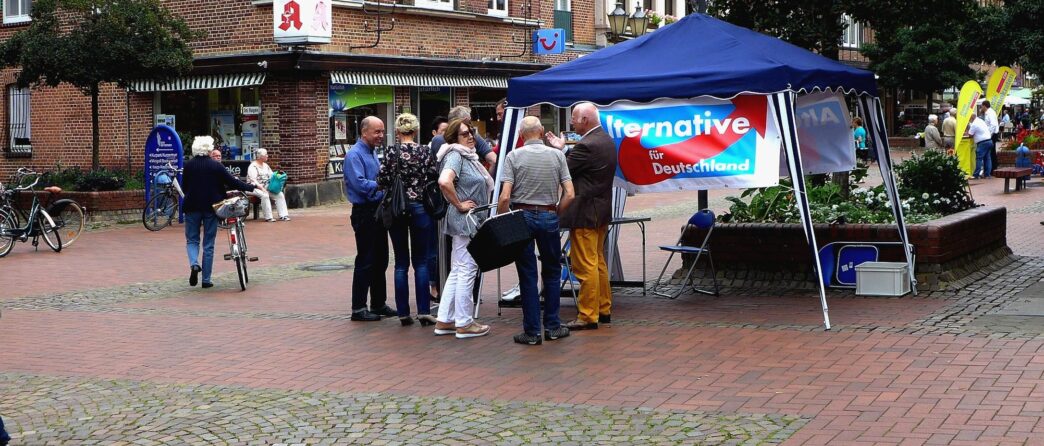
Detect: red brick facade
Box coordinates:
(0, 0, 597, 187)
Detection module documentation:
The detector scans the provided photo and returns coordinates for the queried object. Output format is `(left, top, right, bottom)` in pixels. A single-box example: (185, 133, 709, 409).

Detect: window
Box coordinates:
(554, 0, 572, 42)
(414, 0, 453, 12)
(665, 0, 675, 17)
(3, 0, 31, 25)
(6, 85, 31, 155)
(488, 0, 507, 17)
(841, 14, 862, 49)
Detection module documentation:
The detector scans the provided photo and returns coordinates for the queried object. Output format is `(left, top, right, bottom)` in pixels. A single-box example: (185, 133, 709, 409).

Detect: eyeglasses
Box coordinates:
(458, 130, 473, 137)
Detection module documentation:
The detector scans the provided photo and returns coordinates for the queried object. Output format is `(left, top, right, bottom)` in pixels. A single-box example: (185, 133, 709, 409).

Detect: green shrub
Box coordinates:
(39, 163, 143, 192)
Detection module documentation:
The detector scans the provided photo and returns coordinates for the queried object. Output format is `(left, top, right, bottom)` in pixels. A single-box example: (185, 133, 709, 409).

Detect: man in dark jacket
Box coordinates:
(547, 102, 618, 330)
(1, 414, 10, 446)
(182, 136, 256, 288)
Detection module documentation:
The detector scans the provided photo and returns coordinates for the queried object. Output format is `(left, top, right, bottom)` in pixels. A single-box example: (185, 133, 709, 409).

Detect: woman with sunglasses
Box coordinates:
(433, 119, 493, 339)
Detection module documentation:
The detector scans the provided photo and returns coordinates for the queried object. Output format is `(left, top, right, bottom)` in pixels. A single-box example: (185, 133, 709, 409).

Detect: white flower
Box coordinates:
(933, 199, 940, 204)
(921, 193, 929, 199)
(885, 200, 892, 207)
(832, 205, 838, 210)
(866, 198, 873, 204)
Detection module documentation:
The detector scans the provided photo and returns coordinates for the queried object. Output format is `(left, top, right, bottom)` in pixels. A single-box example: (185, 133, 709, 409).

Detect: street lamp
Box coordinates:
(607, 4, 628, 40)
(629, 5, 649, 37)
(606, 3, 650, 44)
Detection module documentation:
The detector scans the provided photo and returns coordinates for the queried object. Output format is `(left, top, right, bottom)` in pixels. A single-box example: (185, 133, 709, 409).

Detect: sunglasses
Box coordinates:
(458, 130, 473, 137)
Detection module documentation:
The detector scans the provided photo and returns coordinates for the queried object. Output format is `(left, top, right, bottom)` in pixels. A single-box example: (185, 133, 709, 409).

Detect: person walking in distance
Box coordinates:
(547, 102, 618, 330)
(942, 111, 957, 152)
(981, 100, 999, 175)
(434, 119, 493, 339)
(345, 116, 397, 321)
(498, 116, 575, 345)
(968, 114, 994, 179)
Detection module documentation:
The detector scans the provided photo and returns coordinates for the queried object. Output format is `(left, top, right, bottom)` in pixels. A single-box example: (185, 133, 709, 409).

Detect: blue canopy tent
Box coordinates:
(496, 13, 915, 330)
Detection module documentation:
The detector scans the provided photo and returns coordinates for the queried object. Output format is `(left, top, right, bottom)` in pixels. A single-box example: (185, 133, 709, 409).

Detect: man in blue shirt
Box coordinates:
(345, 116, 397, 321)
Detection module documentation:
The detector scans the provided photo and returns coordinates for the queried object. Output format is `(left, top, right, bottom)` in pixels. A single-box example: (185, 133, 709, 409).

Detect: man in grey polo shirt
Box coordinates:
(498, 116, 575, 345)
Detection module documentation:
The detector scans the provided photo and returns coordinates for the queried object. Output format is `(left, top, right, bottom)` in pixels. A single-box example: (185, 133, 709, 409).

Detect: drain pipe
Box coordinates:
(125, 87, 132, 173)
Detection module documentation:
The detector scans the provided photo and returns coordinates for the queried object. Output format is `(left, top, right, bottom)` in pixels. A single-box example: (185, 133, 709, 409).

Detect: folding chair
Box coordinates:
(652, 209, 720, 299)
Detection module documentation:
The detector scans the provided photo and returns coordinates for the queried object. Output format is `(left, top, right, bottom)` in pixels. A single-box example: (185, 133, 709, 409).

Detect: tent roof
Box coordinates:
(508, 13, 878, 107)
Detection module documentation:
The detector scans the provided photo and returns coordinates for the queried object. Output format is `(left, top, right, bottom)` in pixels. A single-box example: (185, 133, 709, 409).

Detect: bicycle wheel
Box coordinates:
(0, 209, 15, 257)
(237, 223, 249, 283)
(37, 210, 62, 253)
(235, 255, 247, 291)
(49, 199, 85, 248)
(142, 192, 176, 231)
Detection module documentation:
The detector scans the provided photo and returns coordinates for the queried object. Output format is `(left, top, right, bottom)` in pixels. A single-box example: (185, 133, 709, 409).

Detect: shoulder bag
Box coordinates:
(375, 153, 409, 229)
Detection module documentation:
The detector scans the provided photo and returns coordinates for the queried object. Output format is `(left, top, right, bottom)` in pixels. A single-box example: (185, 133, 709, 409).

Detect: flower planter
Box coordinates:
(679, 206, 1009, 291)
(15, 189, 145, 223)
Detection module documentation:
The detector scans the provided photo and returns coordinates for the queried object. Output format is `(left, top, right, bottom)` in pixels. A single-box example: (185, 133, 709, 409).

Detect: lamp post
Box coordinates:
(607, 4, 629, 43)
(628, 6, 649, 37)
(606, 3, 651, 44)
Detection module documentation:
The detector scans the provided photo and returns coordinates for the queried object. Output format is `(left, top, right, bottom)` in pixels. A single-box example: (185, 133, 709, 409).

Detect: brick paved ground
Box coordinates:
(3, 149, 1044, 445)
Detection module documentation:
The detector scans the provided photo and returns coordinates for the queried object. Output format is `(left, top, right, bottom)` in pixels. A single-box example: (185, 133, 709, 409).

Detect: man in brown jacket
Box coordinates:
(547, 102, 618, 330)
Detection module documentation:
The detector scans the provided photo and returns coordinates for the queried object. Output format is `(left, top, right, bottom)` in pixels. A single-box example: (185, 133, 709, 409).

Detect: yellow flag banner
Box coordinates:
(954, 80, 983, 176)
(985, 66, 1016, 112)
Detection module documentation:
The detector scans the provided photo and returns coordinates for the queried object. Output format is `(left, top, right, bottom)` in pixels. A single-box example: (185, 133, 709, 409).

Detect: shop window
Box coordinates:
(158, 86, 261, 159)
(3, 0, 31, 24)
(415, 0, 453, 12)
(6, 85, 31, 156)
(665, 0, 675, 17)
(488, 0, 507, 17)
(554, 0, 572, 42)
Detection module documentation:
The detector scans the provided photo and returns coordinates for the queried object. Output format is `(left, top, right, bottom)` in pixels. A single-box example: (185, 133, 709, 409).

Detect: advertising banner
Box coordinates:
(274, 0, 332, 44)
(792, 91, 856, 174)
(985, 66, 1016, 114)
(329, 84, 393, 111)
(599, 95, 781, 192)
(144, 125, 183, 205)
(954, 80, 983, 176)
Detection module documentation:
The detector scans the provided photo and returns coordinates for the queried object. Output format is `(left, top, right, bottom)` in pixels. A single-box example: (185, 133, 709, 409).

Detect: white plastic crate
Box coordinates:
(854, 261, 911, 296)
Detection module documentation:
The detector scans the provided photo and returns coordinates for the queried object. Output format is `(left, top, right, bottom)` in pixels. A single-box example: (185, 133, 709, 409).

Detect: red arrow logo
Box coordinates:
(618, 95, 769, 185)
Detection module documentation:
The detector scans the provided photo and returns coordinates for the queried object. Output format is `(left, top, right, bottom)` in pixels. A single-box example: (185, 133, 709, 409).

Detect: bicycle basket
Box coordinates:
(214, 196, 250, 219)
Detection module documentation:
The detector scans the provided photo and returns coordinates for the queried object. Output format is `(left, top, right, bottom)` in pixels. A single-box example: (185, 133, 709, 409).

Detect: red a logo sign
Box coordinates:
(279, 0, 303, 31)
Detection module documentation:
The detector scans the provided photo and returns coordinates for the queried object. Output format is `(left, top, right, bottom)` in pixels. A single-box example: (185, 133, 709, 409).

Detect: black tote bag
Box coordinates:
(467, 209, 533, 272)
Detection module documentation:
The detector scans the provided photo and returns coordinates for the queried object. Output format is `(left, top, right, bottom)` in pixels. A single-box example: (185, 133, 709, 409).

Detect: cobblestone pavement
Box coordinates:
(4, 149, 1044, 445)
(0, 374, 806, 445)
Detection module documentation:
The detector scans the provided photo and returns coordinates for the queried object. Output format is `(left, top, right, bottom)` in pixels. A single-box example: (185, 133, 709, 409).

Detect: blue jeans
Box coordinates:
(975, 140, 994, 178)
(185, 211, 218, 284)
(0, 414, 10, 444)
(389, 201, 433, 317)
(514, 209, 563, 336)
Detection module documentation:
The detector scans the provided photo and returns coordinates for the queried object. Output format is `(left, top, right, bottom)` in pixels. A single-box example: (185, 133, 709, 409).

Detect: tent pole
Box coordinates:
(772, 91, 831, 330)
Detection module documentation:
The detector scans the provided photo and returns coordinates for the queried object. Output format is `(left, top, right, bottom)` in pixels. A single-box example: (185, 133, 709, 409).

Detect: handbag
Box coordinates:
(421, 180, 447, 220)
(213, 196, 250, 219)
(375, 159, 409, 229)
(267, 171, 287, 194)
(467, 209, 532, 272)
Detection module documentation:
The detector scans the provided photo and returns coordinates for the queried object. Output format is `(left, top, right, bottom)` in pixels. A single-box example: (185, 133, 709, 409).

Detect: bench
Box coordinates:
(993, 167, 1033, 193)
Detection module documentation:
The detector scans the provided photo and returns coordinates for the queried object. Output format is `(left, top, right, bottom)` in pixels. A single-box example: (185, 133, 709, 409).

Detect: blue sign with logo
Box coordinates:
(144, 125, 183, 215)
(533, 29, 565, 55)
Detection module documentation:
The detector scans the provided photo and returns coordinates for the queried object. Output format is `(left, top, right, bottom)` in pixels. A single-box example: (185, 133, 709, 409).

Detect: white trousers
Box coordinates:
(251, 188, 288, 220)
(436, 234, 477, 327)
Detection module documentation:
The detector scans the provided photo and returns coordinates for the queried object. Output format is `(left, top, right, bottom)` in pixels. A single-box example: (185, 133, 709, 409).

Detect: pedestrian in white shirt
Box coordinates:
(968, 115, 994, 179)
(247, 148, 290, 222)
(981, 101, 999, 176)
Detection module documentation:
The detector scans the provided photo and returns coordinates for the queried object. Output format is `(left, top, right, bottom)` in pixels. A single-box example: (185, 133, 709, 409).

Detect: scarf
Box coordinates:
(437, 143, 494, 190)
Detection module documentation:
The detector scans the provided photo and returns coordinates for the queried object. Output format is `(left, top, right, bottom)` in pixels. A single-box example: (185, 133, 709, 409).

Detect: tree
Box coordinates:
(707, 0, 850, 58)
(0, 0, 200, 170)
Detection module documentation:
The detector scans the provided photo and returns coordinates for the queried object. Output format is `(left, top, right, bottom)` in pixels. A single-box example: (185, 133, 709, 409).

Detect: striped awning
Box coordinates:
(129, 73, 266, 93)
(331, 71, 508, 89)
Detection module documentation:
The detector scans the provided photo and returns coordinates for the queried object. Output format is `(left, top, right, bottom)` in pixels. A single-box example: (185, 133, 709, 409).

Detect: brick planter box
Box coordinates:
(888, 136, 920, 149)
(14, 189, 145, 224)
(680, 206, 1008, 291)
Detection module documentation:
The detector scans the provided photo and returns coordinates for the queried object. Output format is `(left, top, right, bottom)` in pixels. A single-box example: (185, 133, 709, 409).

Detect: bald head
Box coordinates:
(571, 102, 600, 135)
(520, 116, 544, 140)
(359, 116, 385, 147)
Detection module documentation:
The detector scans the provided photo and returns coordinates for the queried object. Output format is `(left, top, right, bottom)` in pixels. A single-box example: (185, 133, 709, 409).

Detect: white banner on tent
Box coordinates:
(598, 96, 782, 192)
(788, 91, 856, 175)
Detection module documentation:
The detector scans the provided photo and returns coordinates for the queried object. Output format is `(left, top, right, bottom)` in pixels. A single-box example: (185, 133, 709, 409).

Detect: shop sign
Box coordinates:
(222, 160, 252, 179)
(327, 158, 344, 178)
(144, 125, 183, 205)
(154, 114, 176, 130)
(274, 0, 332, 45)
(241, 106, 262, 115)
(329, 84, 393, 111)
(533, 29, 565, 55)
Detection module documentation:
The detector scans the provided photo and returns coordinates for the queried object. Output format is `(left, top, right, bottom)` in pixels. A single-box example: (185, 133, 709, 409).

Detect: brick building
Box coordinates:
(0, 0, 621, 206)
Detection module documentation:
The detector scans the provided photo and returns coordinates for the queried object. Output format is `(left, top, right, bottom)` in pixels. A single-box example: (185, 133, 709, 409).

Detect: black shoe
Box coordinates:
(599, 314, 611, 324)
(189, 265, 201, 286)
(544, 326, 570, 341)
(201, 282, 214, 289)
(417, 314, 437, 326)
(513, 332, 542, 345)
(372, 305, 398, 318)
(399, 316, 414, 326)
(351, 310, 382, 321)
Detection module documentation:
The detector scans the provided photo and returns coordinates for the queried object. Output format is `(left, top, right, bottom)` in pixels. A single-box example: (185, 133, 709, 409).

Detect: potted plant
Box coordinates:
(647, 10, 663, 28)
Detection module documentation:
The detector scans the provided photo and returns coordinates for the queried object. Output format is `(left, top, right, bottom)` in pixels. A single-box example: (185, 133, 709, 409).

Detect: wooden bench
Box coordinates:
(993, 167, 1033, 193)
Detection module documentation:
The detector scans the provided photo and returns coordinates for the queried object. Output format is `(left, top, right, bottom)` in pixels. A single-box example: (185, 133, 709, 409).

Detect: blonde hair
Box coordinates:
(395, 113, 420, 135)
(191, 136, 214, 157)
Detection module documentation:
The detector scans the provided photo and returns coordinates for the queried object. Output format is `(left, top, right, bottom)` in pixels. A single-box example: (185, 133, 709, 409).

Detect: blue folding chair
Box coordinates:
(652, 209, 720, 299)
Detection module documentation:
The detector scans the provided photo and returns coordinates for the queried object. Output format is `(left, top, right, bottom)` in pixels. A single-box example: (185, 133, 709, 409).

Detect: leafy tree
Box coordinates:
(707, 0, 849, 58)
(0, 0, 200, 170)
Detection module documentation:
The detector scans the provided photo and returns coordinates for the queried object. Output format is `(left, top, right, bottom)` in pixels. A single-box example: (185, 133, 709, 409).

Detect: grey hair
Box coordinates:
(519, 116, 543, 136)
(448, 106, 472, 121)
(191, 136, 214, 157)
(255, 148, 268, 158)
(928, 114, 938, 123)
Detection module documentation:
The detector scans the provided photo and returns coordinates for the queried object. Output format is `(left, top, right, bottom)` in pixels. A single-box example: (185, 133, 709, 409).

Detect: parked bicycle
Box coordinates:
(216, 191, 257, 291)
(0, 168, 63, 256)
(0, 169, 85, 250)
(142, 161, 184, 231)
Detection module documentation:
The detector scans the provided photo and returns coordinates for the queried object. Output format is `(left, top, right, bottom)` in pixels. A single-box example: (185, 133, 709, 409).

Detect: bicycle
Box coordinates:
(0, 168, 62, 257)
(0, 170, 85, 249)
(142, 161, 184, 231)
(216, 191, 257, 291)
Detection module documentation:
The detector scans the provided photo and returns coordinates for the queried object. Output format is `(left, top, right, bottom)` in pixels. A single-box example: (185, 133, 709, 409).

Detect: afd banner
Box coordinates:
(599, 96, 782, 192)
(791, 91, 855, 174)
(985, 67, 1016, 112)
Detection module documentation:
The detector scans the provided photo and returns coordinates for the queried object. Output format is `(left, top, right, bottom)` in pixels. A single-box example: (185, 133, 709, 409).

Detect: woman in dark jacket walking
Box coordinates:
(182, 136, 255, 288)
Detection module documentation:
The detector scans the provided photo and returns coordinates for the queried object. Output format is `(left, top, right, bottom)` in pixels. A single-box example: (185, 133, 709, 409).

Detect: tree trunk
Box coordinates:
(91, 84, 100, 171)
